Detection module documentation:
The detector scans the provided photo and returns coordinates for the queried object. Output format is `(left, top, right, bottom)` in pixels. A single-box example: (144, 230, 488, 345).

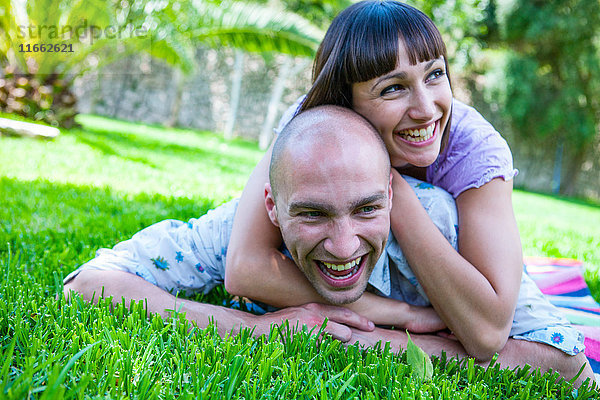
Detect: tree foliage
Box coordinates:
(0, 0, 323, 127)
(407, 0, 490, 71)
(498, 0, 600, 194)
(277, 0, 352, 29)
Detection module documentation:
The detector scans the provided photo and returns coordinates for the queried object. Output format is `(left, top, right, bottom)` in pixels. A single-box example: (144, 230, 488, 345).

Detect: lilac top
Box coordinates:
(426, 99, 518, 197)
(276, 97, 518, 198)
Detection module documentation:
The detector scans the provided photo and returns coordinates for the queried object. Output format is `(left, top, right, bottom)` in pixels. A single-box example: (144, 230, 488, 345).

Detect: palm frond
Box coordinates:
(193, 1, 323, 57)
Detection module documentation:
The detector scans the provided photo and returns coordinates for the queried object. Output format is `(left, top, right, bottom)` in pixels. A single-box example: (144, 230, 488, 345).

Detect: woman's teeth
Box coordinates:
(397, 123, 435, 142)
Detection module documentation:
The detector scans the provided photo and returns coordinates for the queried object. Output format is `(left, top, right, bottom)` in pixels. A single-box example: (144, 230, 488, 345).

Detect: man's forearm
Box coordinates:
(63, 269, 375, 340)
(63, 269, 258, 336)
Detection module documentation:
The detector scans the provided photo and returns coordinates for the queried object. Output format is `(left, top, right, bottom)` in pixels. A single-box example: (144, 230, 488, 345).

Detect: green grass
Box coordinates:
(513, 190, 600, 300)
(1, 114, 599, 398)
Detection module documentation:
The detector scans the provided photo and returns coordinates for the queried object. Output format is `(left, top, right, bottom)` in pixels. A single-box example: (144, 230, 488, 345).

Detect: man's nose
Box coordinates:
(323, 217, 361, 260)
(408, 86, 435, 121)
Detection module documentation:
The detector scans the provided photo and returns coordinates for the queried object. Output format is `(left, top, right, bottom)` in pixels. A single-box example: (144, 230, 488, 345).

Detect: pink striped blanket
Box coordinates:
(525, 256, 600, 374)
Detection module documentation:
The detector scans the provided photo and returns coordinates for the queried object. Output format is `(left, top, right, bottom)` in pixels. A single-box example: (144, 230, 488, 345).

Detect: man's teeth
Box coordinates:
(322, 257, 361, 271)
(397, 123, 435, 142)
(319, 257, 362, 280)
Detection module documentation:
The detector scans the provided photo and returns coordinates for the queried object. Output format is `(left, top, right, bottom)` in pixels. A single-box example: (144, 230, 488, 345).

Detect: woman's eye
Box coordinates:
(380, 84, 404, 96)
(426, 68, 446, 82)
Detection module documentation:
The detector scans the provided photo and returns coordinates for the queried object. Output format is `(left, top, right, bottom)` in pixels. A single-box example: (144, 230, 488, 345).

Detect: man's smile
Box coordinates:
(315, 255, 366, 288)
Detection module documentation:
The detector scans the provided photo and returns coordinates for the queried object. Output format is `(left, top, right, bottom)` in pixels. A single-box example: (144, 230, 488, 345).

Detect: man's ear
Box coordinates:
(264, 183, 280, 227)
(388, 172, 394, 210)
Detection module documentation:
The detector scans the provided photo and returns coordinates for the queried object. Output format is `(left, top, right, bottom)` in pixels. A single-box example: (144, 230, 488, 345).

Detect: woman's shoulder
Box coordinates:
(429, 99, 517, 197)
(449, 99, 499, 141)
(446, 98, 511, 154)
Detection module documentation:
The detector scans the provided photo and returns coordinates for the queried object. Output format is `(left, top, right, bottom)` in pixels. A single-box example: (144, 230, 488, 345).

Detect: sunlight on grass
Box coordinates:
(513, 190, 600, 270)
(0, 114, 262, 204)
(2, 114, 599, 397)
(513, 190, 600, 301)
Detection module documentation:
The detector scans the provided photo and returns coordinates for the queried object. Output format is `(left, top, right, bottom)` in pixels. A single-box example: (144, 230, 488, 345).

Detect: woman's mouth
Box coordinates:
(395, 122, 436, 145)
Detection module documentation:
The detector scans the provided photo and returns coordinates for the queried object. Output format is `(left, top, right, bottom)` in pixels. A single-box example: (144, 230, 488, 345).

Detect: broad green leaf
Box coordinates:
(406, 332, 433, 381)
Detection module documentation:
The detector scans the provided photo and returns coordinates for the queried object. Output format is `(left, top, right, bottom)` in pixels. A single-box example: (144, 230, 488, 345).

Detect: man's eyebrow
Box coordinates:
(289, 193, 387, 214)
(288, 201, 335, 214)
(350, 193, 388, 209)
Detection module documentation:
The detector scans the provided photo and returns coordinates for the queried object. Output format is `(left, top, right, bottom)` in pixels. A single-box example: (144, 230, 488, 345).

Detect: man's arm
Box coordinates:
(349, 327, 466, 360)
(63, 269, 375, 341)
(345, 294, 445, 333)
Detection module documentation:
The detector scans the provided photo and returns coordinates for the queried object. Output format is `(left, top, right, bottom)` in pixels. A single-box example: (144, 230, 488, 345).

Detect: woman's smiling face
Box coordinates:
(351, 42, 452, 168)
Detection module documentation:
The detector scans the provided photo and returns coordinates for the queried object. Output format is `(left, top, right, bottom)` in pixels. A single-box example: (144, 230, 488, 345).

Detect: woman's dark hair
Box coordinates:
(299, 1, 452, 149)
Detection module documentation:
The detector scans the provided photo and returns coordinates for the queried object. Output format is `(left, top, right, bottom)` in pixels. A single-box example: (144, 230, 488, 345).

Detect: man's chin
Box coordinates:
(316, 285, 364, 306)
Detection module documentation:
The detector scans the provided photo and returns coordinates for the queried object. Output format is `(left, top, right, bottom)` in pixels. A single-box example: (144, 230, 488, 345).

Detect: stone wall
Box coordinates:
(74, 47, 312, 142)
(471, 99, 600, 201)
(508, 137, 600, 201)
(74, 50, 600, 201)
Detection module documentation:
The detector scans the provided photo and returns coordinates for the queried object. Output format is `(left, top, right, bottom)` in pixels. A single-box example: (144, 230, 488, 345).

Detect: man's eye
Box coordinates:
(358, 206, 376, 214)
(302, 211, 323, 218)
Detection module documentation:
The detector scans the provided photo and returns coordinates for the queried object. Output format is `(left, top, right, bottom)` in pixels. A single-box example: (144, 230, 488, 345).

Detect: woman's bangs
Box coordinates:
(399, 15, 447, 65)
(343, 24, 400, 84)
(342, 3, 446, 84)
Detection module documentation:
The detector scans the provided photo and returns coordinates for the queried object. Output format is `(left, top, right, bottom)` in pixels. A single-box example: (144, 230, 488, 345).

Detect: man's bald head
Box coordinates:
(269, 105, 390, 201)
(264, 105, 392, 305)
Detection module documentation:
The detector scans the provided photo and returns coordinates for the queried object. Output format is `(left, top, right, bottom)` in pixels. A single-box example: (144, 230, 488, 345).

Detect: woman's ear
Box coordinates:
(264, 183, 280, 227)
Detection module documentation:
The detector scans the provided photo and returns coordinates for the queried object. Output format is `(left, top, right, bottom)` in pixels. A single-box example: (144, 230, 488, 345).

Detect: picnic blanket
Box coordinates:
(525, 256, 600, 375)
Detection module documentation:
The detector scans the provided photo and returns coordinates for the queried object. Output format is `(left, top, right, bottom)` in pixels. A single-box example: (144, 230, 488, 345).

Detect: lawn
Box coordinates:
(1, 114, 599, 398)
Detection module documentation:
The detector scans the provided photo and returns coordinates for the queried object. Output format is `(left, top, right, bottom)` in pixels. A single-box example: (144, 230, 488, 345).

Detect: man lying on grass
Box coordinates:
(64, 105, 594, 385)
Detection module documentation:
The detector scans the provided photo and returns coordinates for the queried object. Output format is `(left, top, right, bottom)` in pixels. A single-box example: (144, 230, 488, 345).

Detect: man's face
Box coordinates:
(265, 137, 392, 305)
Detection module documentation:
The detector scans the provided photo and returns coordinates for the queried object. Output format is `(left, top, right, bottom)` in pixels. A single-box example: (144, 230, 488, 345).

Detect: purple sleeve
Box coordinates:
(427, 99, 518, 198)
(274, 95, 306, 136)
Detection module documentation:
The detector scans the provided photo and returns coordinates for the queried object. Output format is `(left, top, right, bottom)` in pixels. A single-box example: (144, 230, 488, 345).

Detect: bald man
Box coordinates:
(63, 106, 396, 338)
(63, 106, 594, 385)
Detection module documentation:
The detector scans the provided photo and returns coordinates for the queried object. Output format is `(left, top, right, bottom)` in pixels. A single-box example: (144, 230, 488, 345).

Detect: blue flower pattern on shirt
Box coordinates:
(551, 332, 564, 344)
(214, 247, 227, 263)
(417, 182, 435, 190)
(151, 256, 169, 271)
(175, 251, 184, 263)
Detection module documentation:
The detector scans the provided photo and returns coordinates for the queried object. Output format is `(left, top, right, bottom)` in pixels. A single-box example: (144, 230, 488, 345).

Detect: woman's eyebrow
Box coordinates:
(374, 57, 444, 87)
(424, 59, 438, 70)
(374, 72, 407, 87)
(425, 57, 446, 71)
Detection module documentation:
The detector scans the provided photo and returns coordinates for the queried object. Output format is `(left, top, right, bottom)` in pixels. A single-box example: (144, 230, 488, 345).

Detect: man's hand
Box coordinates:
(346, 293, 446, 333)
(249, 303, 375, 342)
